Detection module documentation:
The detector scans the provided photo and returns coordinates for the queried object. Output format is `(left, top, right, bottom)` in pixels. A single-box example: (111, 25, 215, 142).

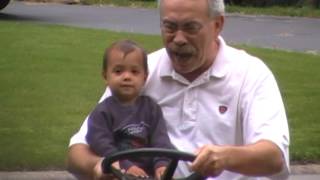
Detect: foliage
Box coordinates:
(226, 4, 320, 17)
(78, 0, 320, 17)
(81, 0, 157, 8)
(225, 0, 320, 8)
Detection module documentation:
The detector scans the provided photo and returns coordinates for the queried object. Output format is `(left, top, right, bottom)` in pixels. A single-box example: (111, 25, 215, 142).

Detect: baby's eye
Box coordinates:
(113, 68, 123, 74)
(131, 69, 140, 75)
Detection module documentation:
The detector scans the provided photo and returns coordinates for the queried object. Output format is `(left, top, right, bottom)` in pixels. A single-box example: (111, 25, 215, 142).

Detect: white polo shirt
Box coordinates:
(70, 37, 289, 180)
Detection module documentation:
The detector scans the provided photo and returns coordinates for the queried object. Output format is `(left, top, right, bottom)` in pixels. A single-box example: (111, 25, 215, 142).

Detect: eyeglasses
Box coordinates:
(160, 19, 205, 35)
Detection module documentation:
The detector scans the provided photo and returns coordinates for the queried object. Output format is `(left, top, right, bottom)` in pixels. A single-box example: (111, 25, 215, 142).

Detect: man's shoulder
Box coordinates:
(219, 37, 259, 62)
(222, 43, 267, 70)
(221, 44, 275, 86)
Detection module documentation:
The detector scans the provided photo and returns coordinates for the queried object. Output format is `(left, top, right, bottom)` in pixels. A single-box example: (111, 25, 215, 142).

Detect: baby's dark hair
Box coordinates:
(102, 39, 148, 74)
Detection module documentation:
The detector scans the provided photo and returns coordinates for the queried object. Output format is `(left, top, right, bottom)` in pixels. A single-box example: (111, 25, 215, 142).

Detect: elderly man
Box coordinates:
(67, 0, 290, 179)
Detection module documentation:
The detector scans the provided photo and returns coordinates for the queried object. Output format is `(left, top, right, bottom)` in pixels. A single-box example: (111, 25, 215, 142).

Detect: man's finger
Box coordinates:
(191, 147, 208, 170)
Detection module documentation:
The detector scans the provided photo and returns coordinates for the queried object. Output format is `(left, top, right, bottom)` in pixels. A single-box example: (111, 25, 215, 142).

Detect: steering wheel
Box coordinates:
(101, 148, 205, 180)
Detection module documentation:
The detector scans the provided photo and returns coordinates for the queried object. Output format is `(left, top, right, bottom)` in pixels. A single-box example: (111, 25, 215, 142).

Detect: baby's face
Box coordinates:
(105, 49, 147, 104)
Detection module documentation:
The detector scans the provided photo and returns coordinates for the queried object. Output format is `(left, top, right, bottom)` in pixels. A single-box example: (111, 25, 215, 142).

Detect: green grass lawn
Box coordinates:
(0, 20, 319, 170)
(0, 20, 162, 170)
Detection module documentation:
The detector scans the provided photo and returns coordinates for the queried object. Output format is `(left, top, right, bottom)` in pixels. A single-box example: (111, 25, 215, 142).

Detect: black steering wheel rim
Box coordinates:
(101, 148, 204, 180)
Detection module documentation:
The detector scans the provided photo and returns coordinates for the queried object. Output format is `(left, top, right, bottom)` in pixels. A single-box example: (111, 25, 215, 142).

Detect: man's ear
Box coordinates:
(214, 15, 224, 34)
(212, 16, 224, 35)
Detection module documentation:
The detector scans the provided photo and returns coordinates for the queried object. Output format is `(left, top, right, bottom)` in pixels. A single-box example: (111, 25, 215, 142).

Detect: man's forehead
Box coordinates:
(160, 0, 209, 20)
(162, 17, 202, 23)
(160, 0, 208, 9)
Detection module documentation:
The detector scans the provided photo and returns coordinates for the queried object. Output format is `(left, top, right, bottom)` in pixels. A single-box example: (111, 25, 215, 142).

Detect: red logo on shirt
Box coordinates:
(219, 106, 228, 114)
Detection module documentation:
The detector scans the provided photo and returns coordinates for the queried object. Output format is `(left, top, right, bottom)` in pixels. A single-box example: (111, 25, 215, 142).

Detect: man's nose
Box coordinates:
(173, 30, 187, 46)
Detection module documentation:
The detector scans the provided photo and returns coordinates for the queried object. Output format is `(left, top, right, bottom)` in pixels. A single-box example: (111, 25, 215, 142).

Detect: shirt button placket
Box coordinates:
(190, 88, 196, 121)
(183, 87, 196, 122)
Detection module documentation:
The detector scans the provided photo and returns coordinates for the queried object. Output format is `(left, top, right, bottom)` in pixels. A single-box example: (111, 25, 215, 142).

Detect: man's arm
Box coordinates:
(67, 144, 102, 179)
(191, 140, 284, 177)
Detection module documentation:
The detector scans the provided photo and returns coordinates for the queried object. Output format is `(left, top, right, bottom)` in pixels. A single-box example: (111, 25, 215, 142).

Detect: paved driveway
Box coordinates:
(1, 1, 320, 53)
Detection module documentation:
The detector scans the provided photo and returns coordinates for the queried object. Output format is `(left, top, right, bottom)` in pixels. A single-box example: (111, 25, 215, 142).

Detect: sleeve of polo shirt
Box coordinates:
(69, 88, 112, 147)
(240, 59, 290, 178)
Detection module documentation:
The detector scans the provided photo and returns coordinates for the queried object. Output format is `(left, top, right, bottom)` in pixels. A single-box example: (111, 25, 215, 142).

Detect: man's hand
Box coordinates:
(190, 145, 227, 177)
(126, 165, 148, 178)
(155, 166, 166, 180)
(190, 140, 284, 177)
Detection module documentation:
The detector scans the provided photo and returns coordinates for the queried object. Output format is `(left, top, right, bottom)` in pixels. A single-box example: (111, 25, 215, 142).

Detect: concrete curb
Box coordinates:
(290, 164, 320, 174)
(0, 171, 76, 180)
(0, 164, 320, 180)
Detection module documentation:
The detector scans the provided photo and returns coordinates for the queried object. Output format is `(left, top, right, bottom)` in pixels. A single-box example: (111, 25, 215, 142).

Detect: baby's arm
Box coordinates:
(86, 104, 117, 157)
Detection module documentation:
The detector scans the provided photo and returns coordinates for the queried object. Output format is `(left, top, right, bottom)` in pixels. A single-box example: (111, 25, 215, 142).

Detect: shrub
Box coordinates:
(226, 0, 320, 7)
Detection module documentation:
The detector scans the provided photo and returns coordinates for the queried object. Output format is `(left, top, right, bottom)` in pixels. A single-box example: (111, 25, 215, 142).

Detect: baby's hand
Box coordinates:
(126, 165, 148, 178)
(155, 166, 166, 180)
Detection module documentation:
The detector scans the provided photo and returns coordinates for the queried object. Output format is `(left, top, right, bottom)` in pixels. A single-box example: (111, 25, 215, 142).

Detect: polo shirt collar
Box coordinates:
(159, 49, 174, 78)
(159, 36, 229, 79)
(210, 36, 230, 78)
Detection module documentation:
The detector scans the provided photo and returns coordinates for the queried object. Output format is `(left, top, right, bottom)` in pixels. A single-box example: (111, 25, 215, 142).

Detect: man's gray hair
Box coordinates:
(159, 0, 225, 18)
(208, 0, 225, 18)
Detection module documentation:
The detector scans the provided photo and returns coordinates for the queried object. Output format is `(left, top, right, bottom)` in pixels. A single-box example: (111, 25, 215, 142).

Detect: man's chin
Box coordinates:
(173, 61, 193, 73)
(174, 66, 195, 75)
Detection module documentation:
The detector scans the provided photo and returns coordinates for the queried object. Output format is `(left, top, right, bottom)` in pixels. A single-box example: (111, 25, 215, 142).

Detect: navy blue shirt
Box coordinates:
(86, 95, 173, 174)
